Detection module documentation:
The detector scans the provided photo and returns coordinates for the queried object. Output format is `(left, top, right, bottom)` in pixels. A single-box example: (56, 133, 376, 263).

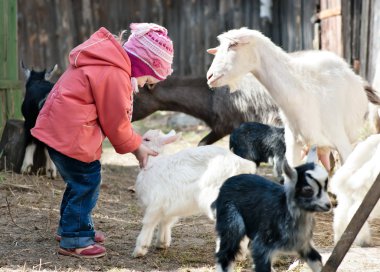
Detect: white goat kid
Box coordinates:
(206, 28, 379, 166)
(133, 129, 256, 257)
(331, 134, 380, 246)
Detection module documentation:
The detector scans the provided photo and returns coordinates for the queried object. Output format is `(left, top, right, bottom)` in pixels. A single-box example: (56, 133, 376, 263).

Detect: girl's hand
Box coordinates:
(132, 144, 158, 169)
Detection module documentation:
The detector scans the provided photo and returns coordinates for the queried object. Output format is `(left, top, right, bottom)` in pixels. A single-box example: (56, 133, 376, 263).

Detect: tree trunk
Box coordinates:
(0, 119, 25, 172)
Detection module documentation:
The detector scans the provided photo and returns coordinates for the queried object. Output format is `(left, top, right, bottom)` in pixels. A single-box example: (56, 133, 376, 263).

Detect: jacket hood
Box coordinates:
(69, 27, 131, 76)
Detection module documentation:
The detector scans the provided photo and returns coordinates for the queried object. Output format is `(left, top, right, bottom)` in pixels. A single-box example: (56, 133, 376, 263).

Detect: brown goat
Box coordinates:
(132, 75, 282, 145)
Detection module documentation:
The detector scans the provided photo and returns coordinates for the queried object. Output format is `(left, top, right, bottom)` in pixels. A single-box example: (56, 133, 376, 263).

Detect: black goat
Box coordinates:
(212, 147, 331, 272)
(20, 61, 57, 177)
(230, 122, 285, 181)
(132, 75, 281, 145)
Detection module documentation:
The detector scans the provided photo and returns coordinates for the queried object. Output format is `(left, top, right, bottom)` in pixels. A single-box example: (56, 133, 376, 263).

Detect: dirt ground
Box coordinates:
(0, 113, 379, 272)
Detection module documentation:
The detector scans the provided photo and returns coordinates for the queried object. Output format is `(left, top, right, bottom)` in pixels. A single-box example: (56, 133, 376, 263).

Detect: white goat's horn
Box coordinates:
(306, 145, 318, 164)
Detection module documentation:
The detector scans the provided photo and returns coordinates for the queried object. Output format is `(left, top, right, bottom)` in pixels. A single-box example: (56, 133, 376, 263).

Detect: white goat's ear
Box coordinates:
(166, 129, 176, 137)
(20, 60, 31, 80)
(207, 47, 218, 55)
(283, 158, 297, 184)
(306, 145, 318, 164)
(45, 64, 58, 81)
(160, 130, 181, 145)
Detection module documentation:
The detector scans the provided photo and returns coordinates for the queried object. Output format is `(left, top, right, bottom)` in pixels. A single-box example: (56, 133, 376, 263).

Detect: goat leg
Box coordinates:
(299, 245, 322, 272)
(21, 143, 36, 174)
(198, 131, 222, 146)
(155, 217, 177, 249)
(133, 211, 161, 257)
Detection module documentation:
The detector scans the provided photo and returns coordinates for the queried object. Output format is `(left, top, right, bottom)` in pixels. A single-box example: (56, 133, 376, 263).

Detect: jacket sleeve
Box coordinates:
(92, 68, 142, 154)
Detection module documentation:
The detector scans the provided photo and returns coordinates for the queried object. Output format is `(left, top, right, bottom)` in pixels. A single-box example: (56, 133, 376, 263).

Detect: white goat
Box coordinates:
(132, 129, 256, 257)
(331, 134, 380, 246)
(206, 28, 380, 167)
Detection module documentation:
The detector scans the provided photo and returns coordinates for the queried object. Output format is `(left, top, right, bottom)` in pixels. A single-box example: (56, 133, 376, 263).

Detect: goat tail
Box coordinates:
(364, 84, 380, 134)
(364, 84, 380, 105)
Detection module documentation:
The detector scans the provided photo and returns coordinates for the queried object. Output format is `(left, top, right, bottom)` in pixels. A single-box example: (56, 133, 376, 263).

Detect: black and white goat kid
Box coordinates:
(212, 146, 331, 272)
(20, 61, 57, 178)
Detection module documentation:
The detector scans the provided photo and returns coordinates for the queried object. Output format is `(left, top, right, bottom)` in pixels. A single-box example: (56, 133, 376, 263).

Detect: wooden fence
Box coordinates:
(1, 0, 379, 130)
(319, 0, 380, 81)
(0, 0, 23, 132)
(348, 0, 380, 82)
(17, 0, 318, 79)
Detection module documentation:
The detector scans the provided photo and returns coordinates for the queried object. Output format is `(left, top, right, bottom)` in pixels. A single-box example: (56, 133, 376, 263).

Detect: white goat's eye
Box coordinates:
(143, 138, 151, 142)
(228, 42, 238, 50)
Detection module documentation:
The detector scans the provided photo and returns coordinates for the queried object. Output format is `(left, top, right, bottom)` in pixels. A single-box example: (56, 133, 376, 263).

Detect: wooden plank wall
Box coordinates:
(339, 0, 380, 82)
(0, 0, 23, 132)
(316, 0, 379, 83)
(320, 0, 343, 56)
(366, 0, 380, 83)
(17, 0, 317, 79)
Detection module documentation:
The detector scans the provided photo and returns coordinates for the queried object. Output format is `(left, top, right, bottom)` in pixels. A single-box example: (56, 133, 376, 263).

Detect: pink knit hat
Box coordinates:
(123, 23, 174, 80)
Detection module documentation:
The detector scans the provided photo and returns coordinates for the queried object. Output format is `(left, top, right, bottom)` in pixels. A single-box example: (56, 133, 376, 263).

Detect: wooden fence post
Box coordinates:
(0, 0, 23, 132)
(321, 173, 380, 272)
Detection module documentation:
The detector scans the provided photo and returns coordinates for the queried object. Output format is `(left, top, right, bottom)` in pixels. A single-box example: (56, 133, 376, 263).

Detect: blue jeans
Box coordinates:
(48, 147, 101, 249)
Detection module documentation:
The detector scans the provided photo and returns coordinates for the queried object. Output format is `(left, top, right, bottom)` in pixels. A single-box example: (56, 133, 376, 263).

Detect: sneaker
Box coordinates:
(58, 243, 106, 258)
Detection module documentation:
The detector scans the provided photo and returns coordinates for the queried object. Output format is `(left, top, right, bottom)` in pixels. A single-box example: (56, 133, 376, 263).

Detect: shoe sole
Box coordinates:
(58, 248, 106, 259)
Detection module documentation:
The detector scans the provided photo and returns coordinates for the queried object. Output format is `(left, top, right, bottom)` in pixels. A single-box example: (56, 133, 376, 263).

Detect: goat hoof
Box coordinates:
(132, 246, 148, 258)
(47, 169, 57, 179)
(156, 242, 170, 249)
(21, 164, 33, 174)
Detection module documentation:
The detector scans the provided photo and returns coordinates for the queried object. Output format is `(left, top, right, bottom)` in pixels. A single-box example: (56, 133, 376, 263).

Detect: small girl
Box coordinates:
(31, 23, 174, 258)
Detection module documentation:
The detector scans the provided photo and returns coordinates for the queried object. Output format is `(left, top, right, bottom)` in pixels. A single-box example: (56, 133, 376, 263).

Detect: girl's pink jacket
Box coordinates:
(31, 27, 142, 163)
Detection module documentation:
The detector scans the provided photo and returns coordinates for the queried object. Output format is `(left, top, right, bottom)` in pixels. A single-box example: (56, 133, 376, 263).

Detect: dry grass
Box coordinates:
(1, 113, 379, 271)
